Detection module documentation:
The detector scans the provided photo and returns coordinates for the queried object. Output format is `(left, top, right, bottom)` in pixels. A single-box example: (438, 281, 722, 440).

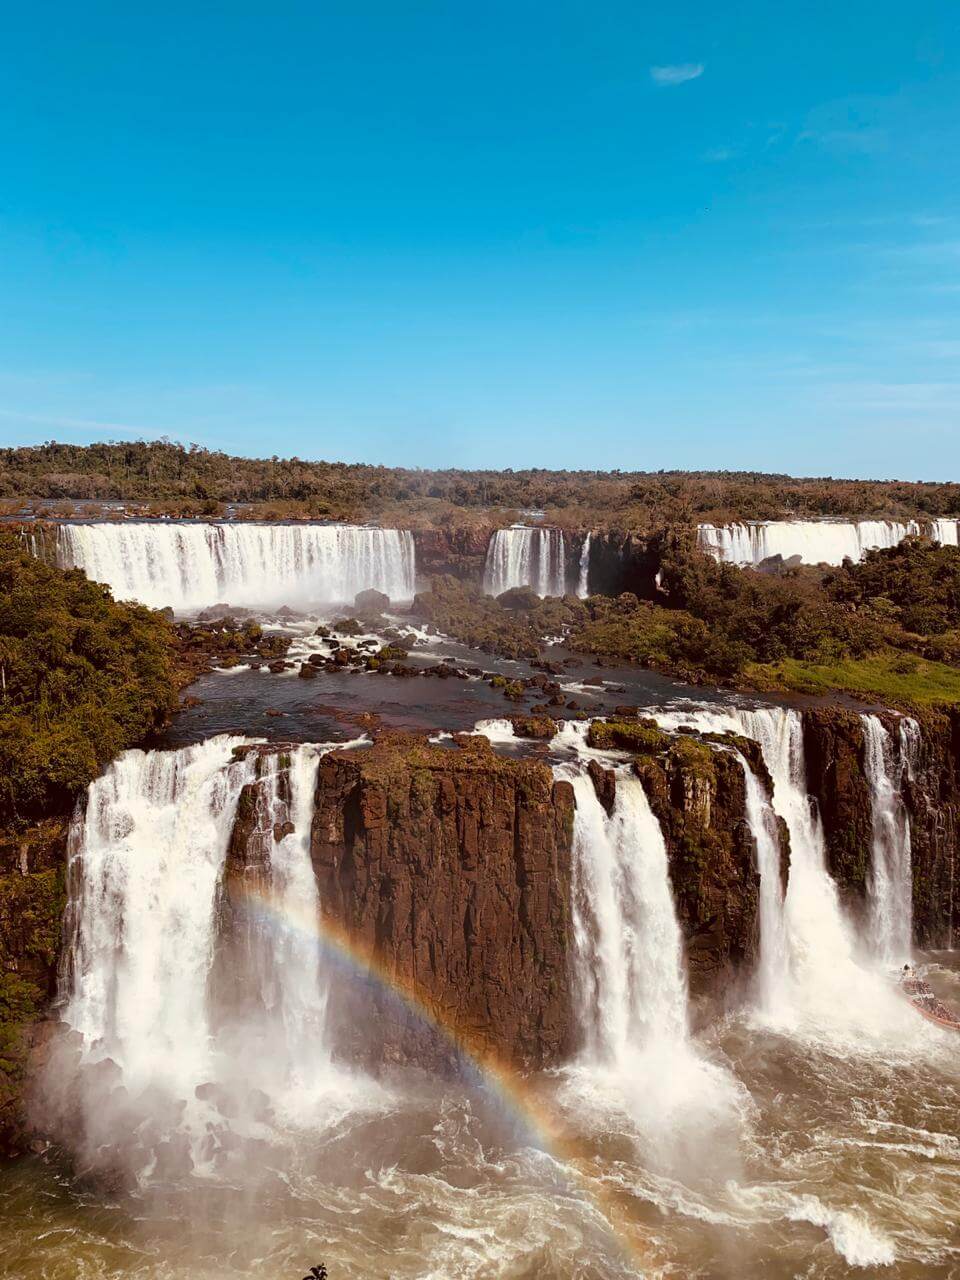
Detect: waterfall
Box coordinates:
(697, 519, 928, 566)
(55, 521, 417, 611)
(562, 769, 688, 1065)
(216, 745, 331, 1091)
(577, 533, 592, 598)
(63, 737, 256, 1100)
(730, 747, 789, 1011)
(650, 705, 912, 1035)
(60, 736, 354, 1171)
(555, 758, 746, 1143)
(932, 517, 960, 547)
(862, 714, 919, 965)
(483, 526, 566, 596)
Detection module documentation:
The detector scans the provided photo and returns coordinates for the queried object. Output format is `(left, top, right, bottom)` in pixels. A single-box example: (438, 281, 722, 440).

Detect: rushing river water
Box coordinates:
(2, 956, 958, 1279)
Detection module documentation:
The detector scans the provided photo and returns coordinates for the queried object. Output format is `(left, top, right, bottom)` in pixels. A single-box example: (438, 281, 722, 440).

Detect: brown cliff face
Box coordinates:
(900, 708, 960, 947)
(412, 525, 494, 583)
(308, 733, 575, 1072)
(801, 708, 875, 916)
(801, 707, 960, 947)
(586, 532, 661, 600)
(636, 737, 762, 1011)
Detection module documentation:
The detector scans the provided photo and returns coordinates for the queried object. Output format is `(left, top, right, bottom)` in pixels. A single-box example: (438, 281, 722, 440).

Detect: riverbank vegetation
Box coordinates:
(414, 537, 960, 708)
(0, 530, 179, 825)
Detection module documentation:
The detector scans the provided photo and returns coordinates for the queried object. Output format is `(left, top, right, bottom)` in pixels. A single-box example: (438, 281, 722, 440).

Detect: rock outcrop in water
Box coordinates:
(587, 721, 765, 1006)
(801, 708, 876, 910)
(308, 733, 575, 1071)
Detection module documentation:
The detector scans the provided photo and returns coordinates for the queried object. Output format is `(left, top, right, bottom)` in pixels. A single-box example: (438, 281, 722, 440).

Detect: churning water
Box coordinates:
(4, 717, 959, 1278)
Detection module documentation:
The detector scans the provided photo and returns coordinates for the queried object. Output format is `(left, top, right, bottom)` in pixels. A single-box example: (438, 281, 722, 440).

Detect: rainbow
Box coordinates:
(239, 882, 660, 1276)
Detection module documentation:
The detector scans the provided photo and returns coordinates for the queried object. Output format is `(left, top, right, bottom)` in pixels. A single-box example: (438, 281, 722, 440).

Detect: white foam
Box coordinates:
(483, 526, 566, 596)
(57, 522, 417, 611)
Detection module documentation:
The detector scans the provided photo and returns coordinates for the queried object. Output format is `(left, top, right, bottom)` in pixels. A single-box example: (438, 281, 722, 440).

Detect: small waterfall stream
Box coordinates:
(56, 521, 417, 610)
(730, 746, 789, 1011)
(483, 526, 566, 596)
(862, 714, 919, 965)
(555, 754, 746, 1148)
(576, 532, 592, 598)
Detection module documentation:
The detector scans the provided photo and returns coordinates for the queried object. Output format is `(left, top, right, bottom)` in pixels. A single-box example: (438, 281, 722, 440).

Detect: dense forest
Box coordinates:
(3, 441, 960, 528)
(0, 530, 179, 825)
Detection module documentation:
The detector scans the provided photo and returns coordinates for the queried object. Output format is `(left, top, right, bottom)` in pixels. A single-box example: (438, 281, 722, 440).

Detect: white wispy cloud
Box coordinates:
(650, 63, 704, 86)
(0, 407, 187, 441)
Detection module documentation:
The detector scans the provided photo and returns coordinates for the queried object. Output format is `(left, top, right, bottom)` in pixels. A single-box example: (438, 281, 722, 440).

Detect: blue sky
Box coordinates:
(1, 2, 958, 478)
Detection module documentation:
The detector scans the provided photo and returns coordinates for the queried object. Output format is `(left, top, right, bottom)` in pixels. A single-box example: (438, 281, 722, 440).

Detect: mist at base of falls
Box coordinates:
(14, 710, 960, 1279)
(12, 974, 960, 1279)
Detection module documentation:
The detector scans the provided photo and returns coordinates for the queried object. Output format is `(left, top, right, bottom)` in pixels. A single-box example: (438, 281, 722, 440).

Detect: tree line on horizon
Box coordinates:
(2, 441, 959, 528)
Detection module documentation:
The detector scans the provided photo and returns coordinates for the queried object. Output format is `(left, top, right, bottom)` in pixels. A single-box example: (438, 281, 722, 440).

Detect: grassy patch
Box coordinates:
(746, 653, 960, 706)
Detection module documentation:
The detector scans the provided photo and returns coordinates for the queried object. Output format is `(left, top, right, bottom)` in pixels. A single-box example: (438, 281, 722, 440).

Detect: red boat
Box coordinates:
(899, 974, 960, 1032)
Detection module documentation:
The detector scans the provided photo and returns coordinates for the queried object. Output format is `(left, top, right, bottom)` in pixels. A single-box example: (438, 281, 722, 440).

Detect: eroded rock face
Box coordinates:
(586, 532, 661, 600)
(900, 708, 960, 947)
(801, 707, 960, 947)
(635, 740, 763, 1010)
(309, 733, 575, 1072)
(801, 708, 875, 915)
(412, 525, 494, 582)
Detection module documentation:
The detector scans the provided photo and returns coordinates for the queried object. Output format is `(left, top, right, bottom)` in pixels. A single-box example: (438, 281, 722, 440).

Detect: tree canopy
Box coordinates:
(0, 529, 178, 824)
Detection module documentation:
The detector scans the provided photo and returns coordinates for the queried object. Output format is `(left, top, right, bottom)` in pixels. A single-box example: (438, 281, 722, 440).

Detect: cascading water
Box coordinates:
(932, 518, 960, 547)
(62, 736, 256, 1103)
(58, 735, 362, 1175)
(651, 705, 916, 1038)
(55, 521, 417, 610)
(730, 747, 789, 1011)
(862, 714, 919, 966)
(697, 519, 928, 566)
(563, 769, 688, 1064)
(554, 756, 746, 1149)
(483, 525, 566, 596)
(576, 532, 592, 598)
